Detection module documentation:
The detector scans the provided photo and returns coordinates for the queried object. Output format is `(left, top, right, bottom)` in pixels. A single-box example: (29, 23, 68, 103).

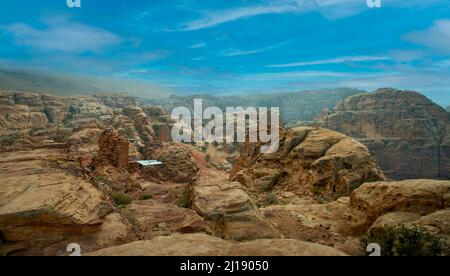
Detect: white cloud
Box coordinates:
(404, 19, 450, 53)
(189, 42, 207, 49)
(178, 0, 441, 31)
(221, 42, 288, 57)
(180, 3, 303, 31)
(267, 55, 390, 68)
(2, 17, 122, 53)
(192, 57, 206, 61)
(222, 48, 268, 57)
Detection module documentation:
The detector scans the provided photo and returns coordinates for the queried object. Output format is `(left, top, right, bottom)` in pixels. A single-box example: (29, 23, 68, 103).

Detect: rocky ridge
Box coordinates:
(314, 88, 450, 180)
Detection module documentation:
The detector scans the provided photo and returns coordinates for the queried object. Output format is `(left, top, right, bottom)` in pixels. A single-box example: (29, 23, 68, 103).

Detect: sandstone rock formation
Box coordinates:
(317, 88, 450, 180)
(147, 143, 200, 183)
(0, 91, 171, 154)
(191, 171, 281, 241)
(87, 233, 347, 256)
(121, 201, 211, 239)
(231, 127, 386, 199)
(0, 149, 114, 255)
(349, 179, 450, 231)
(0, 92, 74, 131)
(95, 129, 129, 169)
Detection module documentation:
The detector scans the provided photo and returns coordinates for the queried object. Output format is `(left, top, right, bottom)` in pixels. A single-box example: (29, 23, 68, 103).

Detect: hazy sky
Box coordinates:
(0, 0, 449, 106)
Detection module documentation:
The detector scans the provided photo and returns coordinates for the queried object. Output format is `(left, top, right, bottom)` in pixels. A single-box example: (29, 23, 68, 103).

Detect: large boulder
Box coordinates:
(191, 171, 281, 241)
(415, 209, 450, 236)
(88, 233, 347, 256)
(0, 149, 113, 255)
(318, 88, 450, 180)
(149, 144, 199, 183)
(231, 127, 386, 199)
(121, 201, 211, 239)
(350, 179, 450, 229)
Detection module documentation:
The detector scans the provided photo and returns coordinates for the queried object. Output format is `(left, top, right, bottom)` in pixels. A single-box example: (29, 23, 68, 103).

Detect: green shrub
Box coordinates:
(140, 194, 153, 201)
(360, 225, 447, 256)
(264, 192, 279, 205)
(0, 134, 18, 144)
(176, 190, 190, 208)
(112, 191, 132, 206)
(312, 185, 325, 196)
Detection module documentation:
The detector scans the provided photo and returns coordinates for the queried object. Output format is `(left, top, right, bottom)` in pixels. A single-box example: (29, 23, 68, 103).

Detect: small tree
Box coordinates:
(360, 225, 447, 256)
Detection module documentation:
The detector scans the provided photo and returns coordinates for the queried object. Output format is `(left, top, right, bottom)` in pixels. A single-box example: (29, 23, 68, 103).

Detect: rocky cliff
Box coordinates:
(230, 127, 386, 200)
(317, 88, 450, 180)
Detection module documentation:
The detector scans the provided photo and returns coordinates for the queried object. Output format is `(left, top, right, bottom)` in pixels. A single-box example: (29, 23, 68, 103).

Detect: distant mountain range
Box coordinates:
(149, 88, 364, 123)
(0, 68, 169, 99)
(0, 68, 367, 122)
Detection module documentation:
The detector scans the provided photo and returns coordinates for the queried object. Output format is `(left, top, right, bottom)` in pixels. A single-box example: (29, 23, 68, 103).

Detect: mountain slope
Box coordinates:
(0, 68, 169, 99)
(150, 88, 364, 123)
(317, 88, 450, 180)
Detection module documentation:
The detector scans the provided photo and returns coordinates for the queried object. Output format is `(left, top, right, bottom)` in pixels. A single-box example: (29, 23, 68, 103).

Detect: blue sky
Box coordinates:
(0, 0, 450, 106)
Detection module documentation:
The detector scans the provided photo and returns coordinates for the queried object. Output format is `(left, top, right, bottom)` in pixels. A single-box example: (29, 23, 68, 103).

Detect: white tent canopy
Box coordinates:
(132, 160, 163, 166)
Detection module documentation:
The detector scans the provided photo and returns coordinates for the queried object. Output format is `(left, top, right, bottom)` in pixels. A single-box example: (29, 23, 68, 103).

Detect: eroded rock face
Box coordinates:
(231, 127, 386, 199)
(0, 92, 73, 131)
(0, 149, 113, 255)
(87, 233, 347, 256)
(0, 91, 171, 157)
(191, 171, 281, 241)
(95, 129, 129, 169)
(318, 88, 450, 180)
